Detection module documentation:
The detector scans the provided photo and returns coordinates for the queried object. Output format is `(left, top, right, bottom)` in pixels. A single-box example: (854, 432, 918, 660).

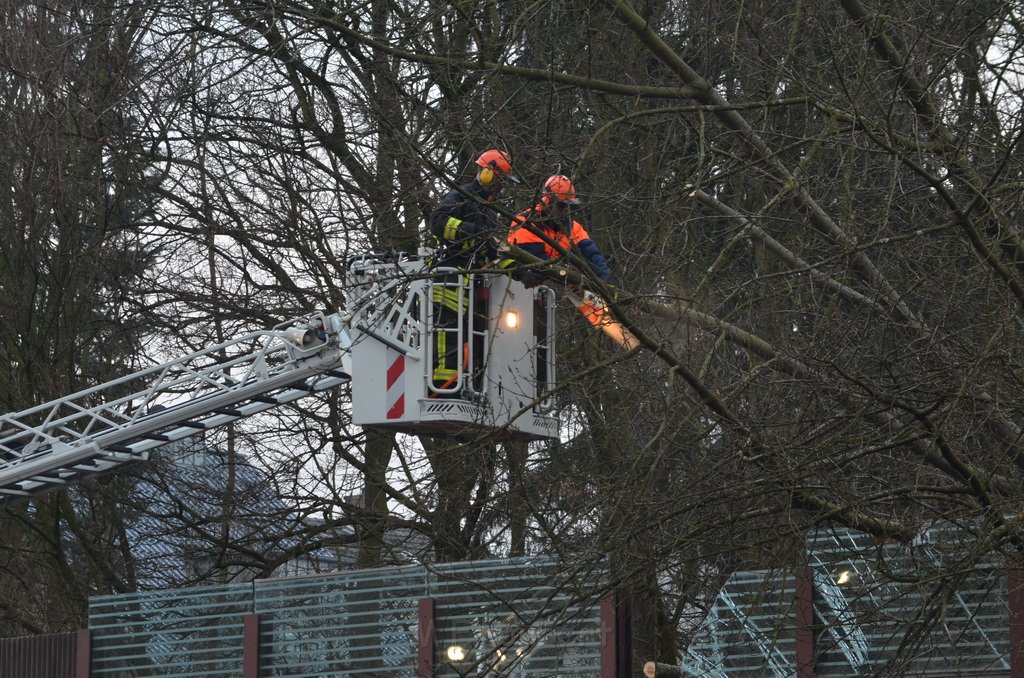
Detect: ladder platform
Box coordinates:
(0, 252, 560, 507)
(365, 397, 560, 441)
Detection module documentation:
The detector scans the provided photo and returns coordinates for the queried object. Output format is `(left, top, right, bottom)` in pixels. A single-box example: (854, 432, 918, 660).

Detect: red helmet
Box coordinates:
(475, 149, 519, 185)
(542, 174, 580, 206)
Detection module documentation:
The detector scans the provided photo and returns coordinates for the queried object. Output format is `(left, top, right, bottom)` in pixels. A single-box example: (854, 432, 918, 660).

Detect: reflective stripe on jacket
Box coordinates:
(431, 280, 469, 313)
(429, 180, 499, 269)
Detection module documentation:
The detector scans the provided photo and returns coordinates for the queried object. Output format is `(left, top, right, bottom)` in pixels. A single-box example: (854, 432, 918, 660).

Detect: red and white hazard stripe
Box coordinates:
(385, 350, 405, 419)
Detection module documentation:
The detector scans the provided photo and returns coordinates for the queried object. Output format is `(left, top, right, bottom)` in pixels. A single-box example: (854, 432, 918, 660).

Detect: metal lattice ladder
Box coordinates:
(0, 312, 351, 506)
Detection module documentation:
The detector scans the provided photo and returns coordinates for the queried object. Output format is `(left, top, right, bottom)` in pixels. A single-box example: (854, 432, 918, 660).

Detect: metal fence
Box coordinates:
(90, 583, 253, 677)
(681, 569, 801, 677)
(0, 630, 86, 678)
(681, 526, 1013, 677)
(428, 558, 605, 677)
(88, 556, 606, 677)
(254, 564, 424, 676)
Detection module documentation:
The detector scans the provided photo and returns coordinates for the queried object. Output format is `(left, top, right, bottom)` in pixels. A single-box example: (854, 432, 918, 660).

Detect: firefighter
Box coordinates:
(430, 149, 518, 268)
(507, 174, 611, 284)
(427, 149, 519, 395)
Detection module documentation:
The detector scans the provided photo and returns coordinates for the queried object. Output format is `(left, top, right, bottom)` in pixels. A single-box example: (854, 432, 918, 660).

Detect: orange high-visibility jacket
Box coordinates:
(508, 206, 611, 280)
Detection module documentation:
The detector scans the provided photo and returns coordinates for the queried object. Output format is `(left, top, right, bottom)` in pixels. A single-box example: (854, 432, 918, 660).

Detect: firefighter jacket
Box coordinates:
(429, 180, 503, 270)
(508, 206, 611, 281)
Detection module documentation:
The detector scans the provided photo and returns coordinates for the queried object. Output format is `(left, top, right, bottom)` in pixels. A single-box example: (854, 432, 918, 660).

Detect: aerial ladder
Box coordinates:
(0, 253, 559, 508)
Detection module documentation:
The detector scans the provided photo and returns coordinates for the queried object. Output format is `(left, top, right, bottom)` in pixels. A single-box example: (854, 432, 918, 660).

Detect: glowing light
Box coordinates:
(836, 570, 852, 585)
(446, 645, 466, 662)
(504, 311, 519, 329)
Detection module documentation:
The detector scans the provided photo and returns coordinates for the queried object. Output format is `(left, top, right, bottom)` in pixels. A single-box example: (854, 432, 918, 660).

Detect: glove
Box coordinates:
(516, 270, 547, 288)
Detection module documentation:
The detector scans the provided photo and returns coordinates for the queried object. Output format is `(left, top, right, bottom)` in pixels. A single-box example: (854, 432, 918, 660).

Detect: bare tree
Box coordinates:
(9, 0, 1024, 674)
(0, 0, 163, 633)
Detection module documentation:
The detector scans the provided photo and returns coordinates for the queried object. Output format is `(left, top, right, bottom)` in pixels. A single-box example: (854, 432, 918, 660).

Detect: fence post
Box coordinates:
(418, 597, 435, 678)
(243, 614, 260, 678)
(602, 588, 633, 678)
(601, 591, 617, 678)
(76, 629, 91, 678)
(1010, 567, 1024, 678)
(795, 565, 815, 678)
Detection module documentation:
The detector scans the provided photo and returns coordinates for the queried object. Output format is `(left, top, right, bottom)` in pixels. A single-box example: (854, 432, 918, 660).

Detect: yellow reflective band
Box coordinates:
(443, 217, 462, 241)
(431, 288, 461, 304)
(496, 258, 515, 269)
(434, 332, 457, 380)
(432, 287, 467, 312)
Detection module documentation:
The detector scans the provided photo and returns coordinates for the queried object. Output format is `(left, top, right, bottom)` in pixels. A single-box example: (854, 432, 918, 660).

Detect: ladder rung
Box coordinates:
(28, 475, 68, 485)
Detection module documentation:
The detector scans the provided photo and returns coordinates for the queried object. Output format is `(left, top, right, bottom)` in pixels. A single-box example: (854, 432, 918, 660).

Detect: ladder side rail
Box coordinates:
(471, 273, 489, 396)
(0, 325, 287, 427)
(100, 345, 353, 446)
(0, 357, 238, 454)
(459, 273, 470, 391)
(537, 286, 557, 414)
(0, 315, 344, 456)
(0, 349, 352, 504)
(0, 333, 278, 447)
(123, 326, 324, 421)
(4, 346, 350, 477)
(0, 341, 282, 453)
